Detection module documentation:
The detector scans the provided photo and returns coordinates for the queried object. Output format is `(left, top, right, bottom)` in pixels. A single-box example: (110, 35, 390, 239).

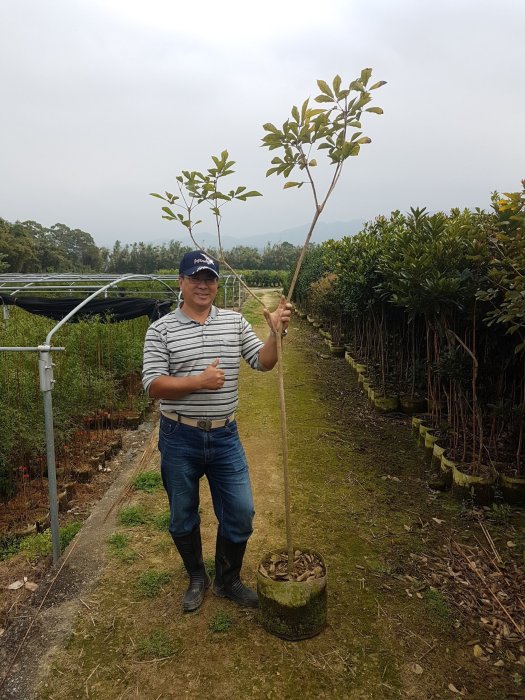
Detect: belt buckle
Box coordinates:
(197, 418, 212, 431)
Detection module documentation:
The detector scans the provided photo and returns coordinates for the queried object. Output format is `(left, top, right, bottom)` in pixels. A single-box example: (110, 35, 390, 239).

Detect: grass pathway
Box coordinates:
(39, 291, 523, 699)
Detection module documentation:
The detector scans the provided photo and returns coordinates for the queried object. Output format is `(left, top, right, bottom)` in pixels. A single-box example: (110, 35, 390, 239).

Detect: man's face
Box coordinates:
(179, 272, 219, 311)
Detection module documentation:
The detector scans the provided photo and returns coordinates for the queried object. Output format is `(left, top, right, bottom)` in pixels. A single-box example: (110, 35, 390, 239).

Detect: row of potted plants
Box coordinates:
(299, 307, 428, 414)
(287, 188, 525, 495)
(297, 306, 525, 507)
(412, 416, 525, 507)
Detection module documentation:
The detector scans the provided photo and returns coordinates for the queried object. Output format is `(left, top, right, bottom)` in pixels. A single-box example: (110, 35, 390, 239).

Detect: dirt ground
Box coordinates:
(1, 289, 525, 699)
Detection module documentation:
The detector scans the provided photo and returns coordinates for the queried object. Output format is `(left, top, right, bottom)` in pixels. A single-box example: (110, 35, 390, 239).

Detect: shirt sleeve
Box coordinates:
(142, 322, 170, 393)
(240, 316, 268, 372)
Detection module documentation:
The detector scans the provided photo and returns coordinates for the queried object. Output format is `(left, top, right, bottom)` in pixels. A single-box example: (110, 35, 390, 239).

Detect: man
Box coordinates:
(142, 251, 292, 612)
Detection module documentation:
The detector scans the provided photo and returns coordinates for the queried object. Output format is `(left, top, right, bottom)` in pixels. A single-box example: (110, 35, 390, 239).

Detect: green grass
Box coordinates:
(0, 534, 22, 561)
(154, 538, 172, 553)
(107, 532, 139, 562)
(108, 532, 129, 550)
(204, 556, 215, 578)
(18, 522, 82, 562)
(60, 521, 82, 548)
(240, 297, 262, 325)
(134, 570, 172, 598)
(488, 502, 512, 526)
(118, 505, 150, 526)
(136, 629, 177, 659)
(132, 470, 163, 493)
(208, 610, 233, 633)
(424, 587, 455, 629)
(151, 509, 171, 530)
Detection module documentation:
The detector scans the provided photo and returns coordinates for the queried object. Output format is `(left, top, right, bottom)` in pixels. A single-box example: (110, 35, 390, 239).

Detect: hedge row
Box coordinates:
(291, 184, 525, 475)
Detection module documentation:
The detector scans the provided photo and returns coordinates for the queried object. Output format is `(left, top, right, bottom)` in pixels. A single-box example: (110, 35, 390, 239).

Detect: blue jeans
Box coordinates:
(158, 415, 255, 544)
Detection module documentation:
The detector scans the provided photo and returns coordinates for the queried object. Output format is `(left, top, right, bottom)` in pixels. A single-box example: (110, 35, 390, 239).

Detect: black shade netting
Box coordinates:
(0, 295, 173, 323)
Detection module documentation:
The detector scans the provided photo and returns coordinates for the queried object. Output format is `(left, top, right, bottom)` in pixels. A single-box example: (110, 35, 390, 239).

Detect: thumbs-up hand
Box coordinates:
(199, 358, 225, 390)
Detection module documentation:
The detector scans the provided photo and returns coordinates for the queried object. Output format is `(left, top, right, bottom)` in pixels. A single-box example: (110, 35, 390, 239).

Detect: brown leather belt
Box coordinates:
(161, 411, 235, 431)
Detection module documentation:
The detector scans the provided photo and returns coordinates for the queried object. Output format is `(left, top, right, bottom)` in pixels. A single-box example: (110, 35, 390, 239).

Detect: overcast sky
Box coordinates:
(1, 0, 523, 248)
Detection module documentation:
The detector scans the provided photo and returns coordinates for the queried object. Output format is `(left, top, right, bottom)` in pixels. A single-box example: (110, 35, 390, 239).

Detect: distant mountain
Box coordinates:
(148, 219, 363, 250)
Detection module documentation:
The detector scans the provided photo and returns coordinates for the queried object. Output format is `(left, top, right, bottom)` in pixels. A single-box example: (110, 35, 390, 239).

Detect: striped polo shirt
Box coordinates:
(142, 304, 267, 419)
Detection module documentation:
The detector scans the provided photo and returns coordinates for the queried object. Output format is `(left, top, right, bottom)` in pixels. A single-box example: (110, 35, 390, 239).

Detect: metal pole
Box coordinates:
(38, 347, 61, 564)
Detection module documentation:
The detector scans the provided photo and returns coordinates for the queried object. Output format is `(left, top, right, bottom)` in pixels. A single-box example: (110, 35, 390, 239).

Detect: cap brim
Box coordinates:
(183, 265, 219, 278)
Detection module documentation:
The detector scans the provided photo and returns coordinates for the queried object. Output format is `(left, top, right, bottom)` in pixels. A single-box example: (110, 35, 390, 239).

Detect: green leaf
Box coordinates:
(301, 98, 309, 121)
(242, 190, 263, 197)
(365, 106, 384, 114)
(161, 206, 176, 217)
(308, 159, 317, 166)
(356, 136, 372, 144)
(317, 79, 333, 97)
(263, 122, 280, 134)
(314, 95, 333, 103)
(333, 74, 342, 95)
(350, 80, 365, 92)
(370, 80, 387, 90)
(283, 181, 302, 189)
(291, 105, 300, 122)
(341, 141, 360, 158)
(360, 68, 373, 85)
(150, 193, 165, 200)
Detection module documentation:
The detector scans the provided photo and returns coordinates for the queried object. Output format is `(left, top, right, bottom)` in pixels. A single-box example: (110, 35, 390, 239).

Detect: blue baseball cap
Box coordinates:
(179, 251, 220, 278)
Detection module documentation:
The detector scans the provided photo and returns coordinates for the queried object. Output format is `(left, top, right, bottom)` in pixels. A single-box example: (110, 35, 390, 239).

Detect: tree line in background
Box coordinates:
(0, 217, 301, 273)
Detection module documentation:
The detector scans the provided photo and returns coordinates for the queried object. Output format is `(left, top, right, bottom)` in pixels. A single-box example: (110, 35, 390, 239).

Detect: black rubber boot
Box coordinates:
(172, 527, 211, 612)
(213, 533, 258, 608)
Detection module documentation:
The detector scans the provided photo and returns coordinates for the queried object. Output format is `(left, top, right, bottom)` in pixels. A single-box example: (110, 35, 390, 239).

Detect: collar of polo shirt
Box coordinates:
(175, 304, 219, 324)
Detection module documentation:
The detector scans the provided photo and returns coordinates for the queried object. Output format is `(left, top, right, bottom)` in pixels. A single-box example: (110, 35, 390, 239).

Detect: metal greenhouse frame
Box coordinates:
(0, 272, 246, 564)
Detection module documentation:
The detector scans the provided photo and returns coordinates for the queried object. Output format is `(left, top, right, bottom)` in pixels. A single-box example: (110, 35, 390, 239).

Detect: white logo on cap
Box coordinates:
(194, 255, 214, 266)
